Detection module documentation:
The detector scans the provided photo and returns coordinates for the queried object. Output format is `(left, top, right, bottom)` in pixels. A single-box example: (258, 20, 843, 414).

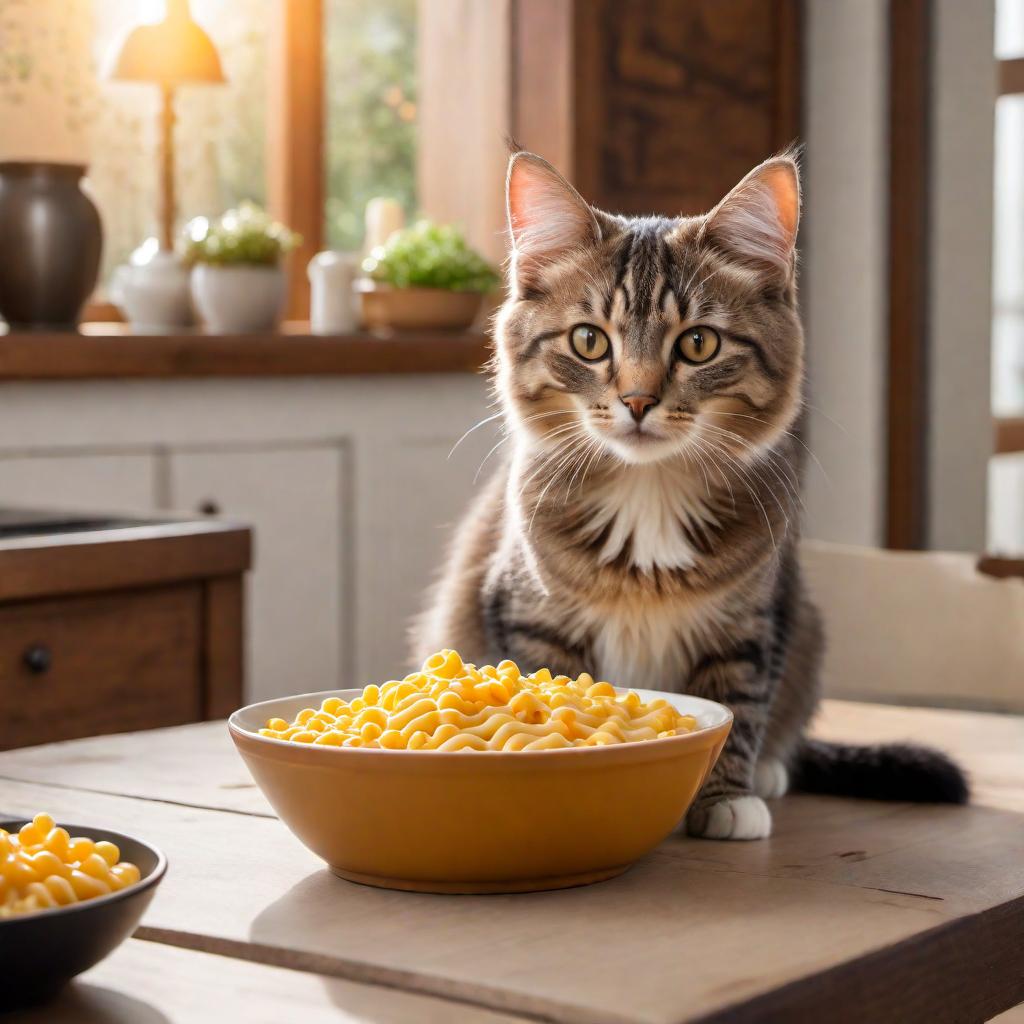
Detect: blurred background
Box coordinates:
(0, 1, 1020, 742)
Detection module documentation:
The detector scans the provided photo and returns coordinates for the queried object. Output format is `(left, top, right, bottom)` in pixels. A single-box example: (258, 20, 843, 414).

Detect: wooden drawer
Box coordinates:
(0, 585, 203, 749)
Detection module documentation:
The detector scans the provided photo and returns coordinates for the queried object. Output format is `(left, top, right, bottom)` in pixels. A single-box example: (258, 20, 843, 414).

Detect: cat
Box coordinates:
(414, 149, 967, 839)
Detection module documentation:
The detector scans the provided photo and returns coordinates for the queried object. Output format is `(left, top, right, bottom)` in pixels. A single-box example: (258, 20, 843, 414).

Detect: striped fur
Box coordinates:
(414, 151, 966, 839)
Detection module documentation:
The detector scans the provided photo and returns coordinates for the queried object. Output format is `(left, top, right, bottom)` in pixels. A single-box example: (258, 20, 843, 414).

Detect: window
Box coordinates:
(91, 0, 271, 286)
(87, 0, 417, 293)
(324, 0, 417, 252)
(990, 0, 1024, 553)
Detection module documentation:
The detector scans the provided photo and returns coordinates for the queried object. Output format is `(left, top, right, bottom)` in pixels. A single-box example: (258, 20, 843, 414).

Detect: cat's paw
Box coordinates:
(687, 795, 772, 840)
(753, 757, 789, 799)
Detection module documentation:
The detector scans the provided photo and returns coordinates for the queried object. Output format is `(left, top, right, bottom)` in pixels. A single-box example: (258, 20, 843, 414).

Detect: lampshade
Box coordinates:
(105, 0, 225, 86)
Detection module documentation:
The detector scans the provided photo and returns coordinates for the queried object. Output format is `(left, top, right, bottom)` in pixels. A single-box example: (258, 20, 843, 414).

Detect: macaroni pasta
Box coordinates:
(0, 813, 142, 919)
(260, 649, 697, 751)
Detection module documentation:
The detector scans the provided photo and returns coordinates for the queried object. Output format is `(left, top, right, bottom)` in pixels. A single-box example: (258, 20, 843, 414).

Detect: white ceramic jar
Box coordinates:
(110, 242, 194, 332)
(307, 251, 359, 334)
(190, 264, 286, 333)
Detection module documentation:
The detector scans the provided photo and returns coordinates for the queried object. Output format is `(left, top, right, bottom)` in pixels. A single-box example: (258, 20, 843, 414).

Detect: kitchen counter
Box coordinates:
(0, 508, 251, 748)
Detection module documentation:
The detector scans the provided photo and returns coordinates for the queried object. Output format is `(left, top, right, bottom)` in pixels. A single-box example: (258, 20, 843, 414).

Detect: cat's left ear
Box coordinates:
(703, 155, 801, 277)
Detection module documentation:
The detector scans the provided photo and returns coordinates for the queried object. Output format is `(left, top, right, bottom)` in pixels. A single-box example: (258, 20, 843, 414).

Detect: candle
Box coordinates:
(364, 198, 405, 253)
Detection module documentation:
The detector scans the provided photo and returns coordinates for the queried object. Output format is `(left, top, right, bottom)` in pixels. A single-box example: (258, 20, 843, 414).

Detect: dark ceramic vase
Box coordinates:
(0, 161, 103, 330)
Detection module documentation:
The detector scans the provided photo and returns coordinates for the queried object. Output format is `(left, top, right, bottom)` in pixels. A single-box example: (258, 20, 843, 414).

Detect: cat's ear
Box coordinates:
(703, 155, 800, 276)
(506, 151, 600, 285)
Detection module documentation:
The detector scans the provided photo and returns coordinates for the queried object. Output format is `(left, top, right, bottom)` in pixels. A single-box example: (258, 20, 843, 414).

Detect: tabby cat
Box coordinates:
(415, 150, 967, 839)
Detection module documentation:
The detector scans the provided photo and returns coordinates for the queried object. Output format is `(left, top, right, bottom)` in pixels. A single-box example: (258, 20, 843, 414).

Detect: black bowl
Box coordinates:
(0, 820, 167, 1009)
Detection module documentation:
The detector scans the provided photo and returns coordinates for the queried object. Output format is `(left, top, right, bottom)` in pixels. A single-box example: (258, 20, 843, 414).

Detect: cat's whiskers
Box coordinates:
(694, 433, 782, 552)
(577, 434, 609, 491)
(678, 435, 713, 498)
(470, 410, 581, 483)
(698, 422, 804, 513)
(562, 434, 606, 504)
(525, 434, 591, 533)
(560, 438, 596, 503)
(515, 423, 589, 499)
(701, 409, 831, 487)
(686, 432, 736, 511)
(448, 411, 505, 460)
(697, 419, 802, 493)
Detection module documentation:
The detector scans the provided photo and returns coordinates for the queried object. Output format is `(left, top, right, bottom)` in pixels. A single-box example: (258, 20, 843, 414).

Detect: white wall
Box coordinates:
(801, 0, 889, 547)
(928, 0, 996, 551)
(801, 0, 997, 553)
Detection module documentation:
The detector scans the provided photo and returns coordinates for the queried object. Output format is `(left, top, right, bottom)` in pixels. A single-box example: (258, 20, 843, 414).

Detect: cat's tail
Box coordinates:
(790, 739, 969, 804)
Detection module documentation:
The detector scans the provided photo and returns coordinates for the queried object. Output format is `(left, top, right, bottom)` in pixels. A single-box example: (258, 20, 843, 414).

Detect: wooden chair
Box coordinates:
(802, 540, 1024, 713)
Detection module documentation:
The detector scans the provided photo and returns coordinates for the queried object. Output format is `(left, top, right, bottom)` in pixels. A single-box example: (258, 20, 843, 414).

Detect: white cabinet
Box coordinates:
(168, 444, 346, 701)
(356, 424, 499, 684)
(0, 373, 494, 701)
(0, 452, 158, 512)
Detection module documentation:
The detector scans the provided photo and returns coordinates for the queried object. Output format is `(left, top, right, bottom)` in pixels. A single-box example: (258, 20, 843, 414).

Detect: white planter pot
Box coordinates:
(191, 264, 286, 333)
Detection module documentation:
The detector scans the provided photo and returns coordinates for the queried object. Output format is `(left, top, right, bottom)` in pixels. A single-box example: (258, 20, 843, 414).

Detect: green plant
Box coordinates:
(183, 202, 301, 266)
(362, 220, 500, 293)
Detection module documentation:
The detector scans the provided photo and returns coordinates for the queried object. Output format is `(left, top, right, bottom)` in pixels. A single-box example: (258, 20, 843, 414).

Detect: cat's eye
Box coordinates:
(569, 324, 610, 362)
(676, 326, 721, 365)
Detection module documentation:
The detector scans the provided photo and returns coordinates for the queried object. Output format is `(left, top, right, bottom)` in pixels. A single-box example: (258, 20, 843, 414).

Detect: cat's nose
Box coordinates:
(620, 392, 659, 422)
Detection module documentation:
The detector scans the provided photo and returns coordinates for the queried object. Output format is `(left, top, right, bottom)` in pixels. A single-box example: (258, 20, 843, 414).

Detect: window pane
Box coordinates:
(989, 454, 1024, 553)
(996, 0, 1024, 59)
(324, 0, 417, 252)
(992, 95, 1024, 416)
(89, 0, 269, 286)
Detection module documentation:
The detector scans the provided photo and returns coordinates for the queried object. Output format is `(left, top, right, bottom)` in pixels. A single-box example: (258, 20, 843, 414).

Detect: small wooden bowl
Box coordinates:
(356, 282, 485, 331)
(230, 689, 732, 894)
(0, 821, 167, 1008)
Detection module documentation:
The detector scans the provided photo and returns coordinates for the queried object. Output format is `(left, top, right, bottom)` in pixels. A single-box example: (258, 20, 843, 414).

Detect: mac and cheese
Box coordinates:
(260, 649, 697, 751)
(0, 813, 142, 919)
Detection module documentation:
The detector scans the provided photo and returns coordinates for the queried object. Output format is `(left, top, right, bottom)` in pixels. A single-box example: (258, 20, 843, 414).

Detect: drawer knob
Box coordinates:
(198, 499, 221, 516)
(23, 645, 52, 675)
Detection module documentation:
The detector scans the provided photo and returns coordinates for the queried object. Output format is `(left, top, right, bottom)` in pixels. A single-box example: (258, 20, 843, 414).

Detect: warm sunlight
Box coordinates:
(139, 0, 164, 24)
(0, 4, 1021, 1018)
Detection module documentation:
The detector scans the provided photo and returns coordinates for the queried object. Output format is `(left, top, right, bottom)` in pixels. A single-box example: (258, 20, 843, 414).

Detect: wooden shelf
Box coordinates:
(0, 322, 491, 381)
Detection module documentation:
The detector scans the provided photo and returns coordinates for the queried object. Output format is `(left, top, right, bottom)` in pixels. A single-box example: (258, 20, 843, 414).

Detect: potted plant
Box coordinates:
(358, 220, 499, 331)
(184, 203, 300, 333)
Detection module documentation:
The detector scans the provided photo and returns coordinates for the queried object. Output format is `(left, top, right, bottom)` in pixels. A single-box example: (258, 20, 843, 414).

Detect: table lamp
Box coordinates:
(105, 0, 225, 250)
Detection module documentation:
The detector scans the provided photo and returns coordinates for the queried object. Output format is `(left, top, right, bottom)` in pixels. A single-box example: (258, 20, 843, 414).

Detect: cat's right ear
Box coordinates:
(506, 152, 600, 287)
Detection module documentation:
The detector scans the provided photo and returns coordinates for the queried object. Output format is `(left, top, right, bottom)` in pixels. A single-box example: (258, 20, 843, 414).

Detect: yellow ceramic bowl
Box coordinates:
(229, 688, 731, 894)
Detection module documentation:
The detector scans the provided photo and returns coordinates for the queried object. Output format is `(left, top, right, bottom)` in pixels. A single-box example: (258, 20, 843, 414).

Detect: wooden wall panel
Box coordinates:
(587, 0, 797, 214)
(513, 0, 802, 217)
(423, 1, 802, 273)
(885, 0, 931, 550)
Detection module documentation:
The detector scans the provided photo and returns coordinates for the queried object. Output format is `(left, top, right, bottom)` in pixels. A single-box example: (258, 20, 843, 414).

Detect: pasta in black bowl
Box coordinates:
(0, 818, 166, 1008)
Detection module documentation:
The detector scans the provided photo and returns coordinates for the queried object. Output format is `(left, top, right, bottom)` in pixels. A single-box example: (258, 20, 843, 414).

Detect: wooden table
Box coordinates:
(1, 700, 1022, 1023)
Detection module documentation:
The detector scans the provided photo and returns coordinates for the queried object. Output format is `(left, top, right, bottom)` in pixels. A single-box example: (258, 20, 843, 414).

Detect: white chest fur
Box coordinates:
(582, 464, 717, 572)
(573, 464, 725, 690)
(579, 597, 729, 691)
